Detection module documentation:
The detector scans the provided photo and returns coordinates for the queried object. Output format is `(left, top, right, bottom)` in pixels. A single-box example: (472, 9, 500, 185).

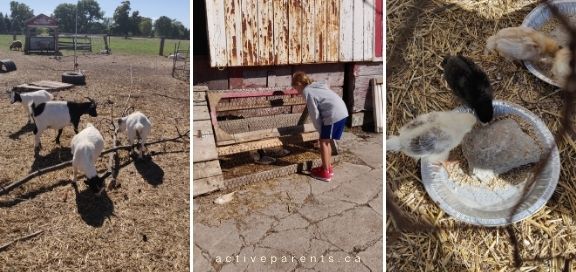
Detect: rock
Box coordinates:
(462, 119, 542, 182)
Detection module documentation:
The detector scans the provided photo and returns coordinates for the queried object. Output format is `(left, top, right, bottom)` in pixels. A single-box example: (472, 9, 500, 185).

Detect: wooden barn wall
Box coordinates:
(346, 62, 384, 127)
(205, 0, 382, 67)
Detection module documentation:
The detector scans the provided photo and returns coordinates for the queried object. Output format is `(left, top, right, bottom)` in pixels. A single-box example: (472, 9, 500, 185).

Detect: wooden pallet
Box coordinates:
(193, 85, 224, 197)
(13, 80, 74, 92)
(193, 86, 339, 197)
(207, 87, 319, 153)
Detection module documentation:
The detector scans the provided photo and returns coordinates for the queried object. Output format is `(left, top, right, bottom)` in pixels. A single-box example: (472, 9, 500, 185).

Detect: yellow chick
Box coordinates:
(214, 191, 236, 205)
(485, 26, 560, 62)
(551, 47, 571, 88)
(386, 111, 477, 165)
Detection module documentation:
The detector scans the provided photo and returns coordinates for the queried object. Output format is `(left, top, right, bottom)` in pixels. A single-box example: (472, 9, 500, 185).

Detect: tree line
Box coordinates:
(0, 1, 189, 39)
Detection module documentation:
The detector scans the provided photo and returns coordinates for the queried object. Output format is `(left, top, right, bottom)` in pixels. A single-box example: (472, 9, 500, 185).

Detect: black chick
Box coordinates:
(442, 54, 494, 123)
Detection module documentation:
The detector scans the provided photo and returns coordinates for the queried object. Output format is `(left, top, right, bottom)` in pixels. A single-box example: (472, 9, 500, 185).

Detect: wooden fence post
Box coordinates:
(103, 35, 109, 52)
(159, 37, 165, 56)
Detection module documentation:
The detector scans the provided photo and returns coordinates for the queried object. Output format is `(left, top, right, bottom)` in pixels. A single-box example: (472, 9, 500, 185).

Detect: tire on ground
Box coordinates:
(62, 72, 86, 85)
(0, 59, 17, 72)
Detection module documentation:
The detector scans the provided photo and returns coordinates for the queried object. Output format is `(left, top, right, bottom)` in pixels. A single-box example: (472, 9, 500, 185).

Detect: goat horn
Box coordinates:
(84, 97, 96, 103)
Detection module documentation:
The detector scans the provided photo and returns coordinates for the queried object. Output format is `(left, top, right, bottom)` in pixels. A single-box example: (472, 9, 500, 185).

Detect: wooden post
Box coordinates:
(103, 35, 109, 52)
(159, 37, 165, 56)
(12, 34, 16, 41)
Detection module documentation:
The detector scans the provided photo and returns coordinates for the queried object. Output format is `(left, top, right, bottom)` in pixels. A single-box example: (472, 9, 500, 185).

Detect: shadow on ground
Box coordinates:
(134, 157, 164, 187)
(30, 147, 72, 172)
(74, 185, 114, 227)
(0, 179, 71, 208)
(9, 123, 34, 140)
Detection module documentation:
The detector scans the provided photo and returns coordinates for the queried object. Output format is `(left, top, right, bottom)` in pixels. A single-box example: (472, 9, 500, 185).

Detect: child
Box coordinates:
(291, 71, 349, 182)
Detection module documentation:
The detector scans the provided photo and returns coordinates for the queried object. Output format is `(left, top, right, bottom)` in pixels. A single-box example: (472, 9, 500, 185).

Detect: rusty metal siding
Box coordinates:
(301, 0, 315, 63)
(205, 0, 382, 67)
(288, 0, 303, 64)
(326, 0, 340, 62)
(314, 0, 326, 63)
(242, 0, 258, 65)
(225, 0, 242, 66)
(273, 0, 289, 65)
(257, 0, 273, 65)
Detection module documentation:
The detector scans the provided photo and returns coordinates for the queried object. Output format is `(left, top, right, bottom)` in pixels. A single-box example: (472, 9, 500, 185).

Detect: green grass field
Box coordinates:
(1, 34, 189, 56)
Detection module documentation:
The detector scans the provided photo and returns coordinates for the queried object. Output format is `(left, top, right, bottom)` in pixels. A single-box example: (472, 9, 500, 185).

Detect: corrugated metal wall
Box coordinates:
(205, 0, 382, 67)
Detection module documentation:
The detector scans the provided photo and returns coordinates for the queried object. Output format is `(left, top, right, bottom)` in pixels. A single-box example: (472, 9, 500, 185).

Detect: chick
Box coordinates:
(386, 111, 477, 166)
(214, 191, 236, 205)
(551, 47, 571, 88)
(442, 54, 494, 123)
(485, 26, 560, 62)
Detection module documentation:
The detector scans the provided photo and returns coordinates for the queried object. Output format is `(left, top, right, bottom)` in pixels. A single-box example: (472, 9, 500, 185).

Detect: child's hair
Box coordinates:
(292, 71, 313, 87)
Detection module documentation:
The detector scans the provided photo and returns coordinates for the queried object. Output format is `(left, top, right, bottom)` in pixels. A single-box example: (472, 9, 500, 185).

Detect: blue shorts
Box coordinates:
(320, 118, 347, 140)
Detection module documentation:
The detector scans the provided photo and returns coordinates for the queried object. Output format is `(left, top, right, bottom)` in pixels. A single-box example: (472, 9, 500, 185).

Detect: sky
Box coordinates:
(0, 0, 190, 28)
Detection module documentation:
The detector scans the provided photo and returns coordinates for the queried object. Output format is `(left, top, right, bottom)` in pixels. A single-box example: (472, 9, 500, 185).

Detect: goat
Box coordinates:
(10, 89, 54, 124)
(116, 111, 152, 159)
(9, 40, 22, 51)
(31, 97, 98, 153)
(168, 52, 185, 60)
(71, 123, 105, 194)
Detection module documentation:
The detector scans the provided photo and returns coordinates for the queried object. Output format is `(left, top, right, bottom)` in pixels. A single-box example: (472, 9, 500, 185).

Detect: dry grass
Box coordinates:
(387, 0, 576, 271)
(0, 49, 189, 270)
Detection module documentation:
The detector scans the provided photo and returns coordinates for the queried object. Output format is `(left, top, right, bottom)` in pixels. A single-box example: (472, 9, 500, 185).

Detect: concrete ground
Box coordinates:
(193, 132, 383, 272)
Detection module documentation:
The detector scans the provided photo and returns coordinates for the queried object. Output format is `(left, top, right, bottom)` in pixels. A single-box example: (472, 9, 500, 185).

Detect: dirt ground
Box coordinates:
(0, 49, 190, 270)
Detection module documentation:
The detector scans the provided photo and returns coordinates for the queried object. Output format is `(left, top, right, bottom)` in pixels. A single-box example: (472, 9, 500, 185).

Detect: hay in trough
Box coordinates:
(387, 0, 576, 270)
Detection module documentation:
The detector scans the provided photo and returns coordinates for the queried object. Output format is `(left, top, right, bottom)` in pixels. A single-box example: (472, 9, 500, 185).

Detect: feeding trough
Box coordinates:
(193, 86, 340, 196)
(522, 0, 576, 87)
(420, 101, 560, 226)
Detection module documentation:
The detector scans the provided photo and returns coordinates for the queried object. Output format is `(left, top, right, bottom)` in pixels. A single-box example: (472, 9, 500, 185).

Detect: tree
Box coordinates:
(77, 0, 104, 33)
(53, 3, 76, 33)
(154, 16, 172, 37)
(53, 0, 103, 34)
(139, 17, 152, 37)
(10, 1, 34, 34)
(102, 17, 112, 33)
(4, 14, 12, 34)
(130, 10, 141, 36)
(112, 1, 131, 36)
(86, 22, 106, 34)
(171, 20, 188, 39)
(0, 12, 5, 34)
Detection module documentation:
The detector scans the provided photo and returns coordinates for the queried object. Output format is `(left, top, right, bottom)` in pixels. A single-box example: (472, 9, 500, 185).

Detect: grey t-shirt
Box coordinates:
(302, 81, 349, 130)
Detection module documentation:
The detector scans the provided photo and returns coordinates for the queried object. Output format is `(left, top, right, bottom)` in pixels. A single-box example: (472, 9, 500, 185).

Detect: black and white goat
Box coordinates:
(71, 123, 105, 194)
(31, 97, 98, 152)
(10, 90, 54, 124)
(116, 111, 152, 159)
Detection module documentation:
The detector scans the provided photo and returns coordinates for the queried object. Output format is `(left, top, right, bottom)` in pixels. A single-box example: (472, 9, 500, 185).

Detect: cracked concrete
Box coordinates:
(193, 132, 383, 272)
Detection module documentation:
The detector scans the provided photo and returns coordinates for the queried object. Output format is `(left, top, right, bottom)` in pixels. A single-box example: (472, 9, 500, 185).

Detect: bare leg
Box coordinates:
(34, 132, 42, 154)
(319, 139, 332, 171)
(71, 167, 77, 184)
(55, 129, 63, 145)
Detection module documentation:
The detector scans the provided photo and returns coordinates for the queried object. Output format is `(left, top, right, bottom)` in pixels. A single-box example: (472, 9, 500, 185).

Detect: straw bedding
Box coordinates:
(387, 0, 576, 270)
(0, 51, 189, 270)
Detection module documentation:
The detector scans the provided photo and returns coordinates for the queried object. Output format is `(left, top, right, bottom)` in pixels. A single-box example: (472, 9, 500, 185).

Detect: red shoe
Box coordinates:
(312, 166, 334, 177)
(311, 167, 332, 182)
